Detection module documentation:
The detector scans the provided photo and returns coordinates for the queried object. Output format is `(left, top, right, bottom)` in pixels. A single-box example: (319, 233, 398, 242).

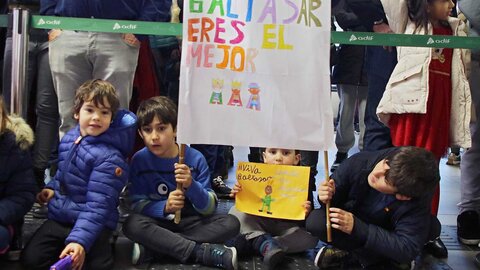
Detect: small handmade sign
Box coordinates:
(235, 162, 310, 220)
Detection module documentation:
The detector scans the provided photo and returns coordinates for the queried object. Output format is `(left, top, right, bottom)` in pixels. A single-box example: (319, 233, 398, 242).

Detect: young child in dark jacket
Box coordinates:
(0, 96, 37, 257)
(307, 146, 441, 268)
(21, 80, 137, 270)
(122, 96, 240, 270)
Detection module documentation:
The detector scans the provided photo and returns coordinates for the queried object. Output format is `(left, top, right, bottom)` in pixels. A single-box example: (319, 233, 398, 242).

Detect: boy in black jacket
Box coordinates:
(306, 147, 440, 268)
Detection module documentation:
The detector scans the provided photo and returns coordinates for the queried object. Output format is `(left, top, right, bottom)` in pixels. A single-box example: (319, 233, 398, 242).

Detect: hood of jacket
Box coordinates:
(5, 114, 34, 151)
(80, 109, 137, 157)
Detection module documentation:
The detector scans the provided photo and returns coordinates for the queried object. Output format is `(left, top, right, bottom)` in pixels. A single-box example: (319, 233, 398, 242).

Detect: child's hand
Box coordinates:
(60, 242, 85, 270)
(229, 182, 242, 198)
(36, 189, 54, 205)
(318, 179, 335, 205)
(165, 189, 185, 214)
(329, 207, 354, 235)
(174, 163, 192, 189)
(303, 200, 312, 217)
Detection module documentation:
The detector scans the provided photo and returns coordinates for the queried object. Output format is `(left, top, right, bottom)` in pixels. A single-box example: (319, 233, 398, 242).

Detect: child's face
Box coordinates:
(139, 116, 178, 158)
(74, 97, 112, 137)
(428, 0, 454, 22)
(367, 159, 398, 194)
(263, 148, 300, 166)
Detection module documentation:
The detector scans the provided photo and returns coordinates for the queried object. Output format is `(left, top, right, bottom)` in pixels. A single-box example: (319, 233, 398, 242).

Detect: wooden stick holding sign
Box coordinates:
(324, 151, 333, 243)
(174, 144, 186, 224)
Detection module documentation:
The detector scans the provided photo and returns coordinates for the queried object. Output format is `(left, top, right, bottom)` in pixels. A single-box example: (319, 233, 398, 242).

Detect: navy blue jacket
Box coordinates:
(40, 0, 171, 22)
(46, 110, 137, 252)
(0, 117, 37, 226)
(327, 148, 433, 263)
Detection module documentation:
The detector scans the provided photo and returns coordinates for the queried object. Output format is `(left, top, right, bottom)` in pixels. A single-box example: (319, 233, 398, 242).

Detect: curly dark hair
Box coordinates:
(72, 79, 120, 118)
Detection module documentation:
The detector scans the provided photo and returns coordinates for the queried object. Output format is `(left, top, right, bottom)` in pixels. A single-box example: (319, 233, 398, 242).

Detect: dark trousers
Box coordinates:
(362, 46, 396, 151)
(21, 219, 113, 270)
(191, 144, 226, 178)
(123, 213, 240, 263)
(151, 43, 181, 105)
(3, 37, 59, 179)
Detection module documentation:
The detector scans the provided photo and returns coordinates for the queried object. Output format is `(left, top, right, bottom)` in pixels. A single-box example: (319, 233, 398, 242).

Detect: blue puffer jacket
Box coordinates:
(46, 109, 137, 252)
(40, 0, 171, 22)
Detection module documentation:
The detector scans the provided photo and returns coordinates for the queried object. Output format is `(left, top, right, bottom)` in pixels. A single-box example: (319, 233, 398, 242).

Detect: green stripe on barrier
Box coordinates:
(331, 31, 480, 49)
(0, 14, 7, 28)
(1, 14, 479, 49)
(31, 15, 182, 36)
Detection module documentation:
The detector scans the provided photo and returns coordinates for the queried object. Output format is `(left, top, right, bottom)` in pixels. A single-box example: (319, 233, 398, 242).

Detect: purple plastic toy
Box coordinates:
(50, 255, 72, 270)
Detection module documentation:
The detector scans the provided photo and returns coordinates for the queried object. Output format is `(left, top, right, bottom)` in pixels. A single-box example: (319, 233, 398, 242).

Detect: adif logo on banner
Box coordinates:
(427, 37, 451, 45)
(37, 18, 61, 26)
(113, 23, 137, 30)
(349, 34, 373, 42)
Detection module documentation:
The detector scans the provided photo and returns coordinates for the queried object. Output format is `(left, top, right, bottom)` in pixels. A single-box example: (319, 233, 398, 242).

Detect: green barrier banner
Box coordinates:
(332, 31, 480, 49)
(31, 15, 182, 36)
(0, 14, 479, 49)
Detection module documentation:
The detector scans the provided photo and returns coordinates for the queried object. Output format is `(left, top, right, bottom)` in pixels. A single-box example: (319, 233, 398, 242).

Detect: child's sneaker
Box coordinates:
(259, 238, 285, 270)
(212, 176, 232, 199)
(131, 243, 153, 265)
(446, 153, 461, 166)
(200, 243, 237, 270)
(314, 246, 349, 269)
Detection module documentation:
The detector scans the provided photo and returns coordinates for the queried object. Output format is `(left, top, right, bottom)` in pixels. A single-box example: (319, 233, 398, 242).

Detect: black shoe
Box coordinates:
(200, 243, 237, 270)
(457, 210, 480, 245)
(330, 152, 348, 173)
(314, 246, 349, 269)
(259, 238, 285, 270)
(212, 176, 232, 199)
(474, 252, 480, 269)
(424, 237, 448, 258)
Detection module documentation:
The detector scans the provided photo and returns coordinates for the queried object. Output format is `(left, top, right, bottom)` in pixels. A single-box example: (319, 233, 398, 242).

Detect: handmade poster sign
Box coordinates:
(178, 0, 333, 151)
(235, 162, 310, 220)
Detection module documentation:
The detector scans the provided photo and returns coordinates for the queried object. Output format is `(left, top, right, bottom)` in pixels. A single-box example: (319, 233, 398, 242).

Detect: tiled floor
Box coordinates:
(0, 143, 478, 270)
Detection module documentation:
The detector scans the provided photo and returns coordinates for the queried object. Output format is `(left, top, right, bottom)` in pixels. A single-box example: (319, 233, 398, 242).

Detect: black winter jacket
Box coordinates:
(0, 116, 37, 226)
(326, 148, 433, 263)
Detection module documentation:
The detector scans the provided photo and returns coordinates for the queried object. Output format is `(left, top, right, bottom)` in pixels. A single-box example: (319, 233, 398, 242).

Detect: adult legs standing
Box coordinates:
(458, 56, 480, 245)
(362, 46, 396, 151)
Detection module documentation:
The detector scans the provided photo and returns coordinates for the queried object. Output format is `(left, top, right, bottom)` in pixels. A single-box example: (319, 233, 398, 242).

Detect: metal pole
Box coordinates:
(10, 6, 30, 116)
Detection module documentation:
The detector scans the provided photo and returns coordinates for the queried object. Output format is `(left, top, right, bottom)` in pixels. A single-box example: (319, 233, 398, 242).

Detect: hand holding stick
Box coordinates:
(174, 144, 186, 224)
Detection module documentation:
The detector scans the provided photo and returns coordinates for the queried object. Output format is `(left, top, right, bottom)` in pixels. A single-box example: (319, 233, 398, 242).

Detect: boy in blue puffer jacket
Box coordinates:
(21, 80, 137, 270)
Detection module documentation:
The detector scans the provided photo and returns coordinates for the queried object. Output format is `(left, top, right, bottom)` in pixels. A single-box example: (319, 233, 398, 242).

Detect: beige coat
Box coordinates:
(377, 0, 472, 148)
